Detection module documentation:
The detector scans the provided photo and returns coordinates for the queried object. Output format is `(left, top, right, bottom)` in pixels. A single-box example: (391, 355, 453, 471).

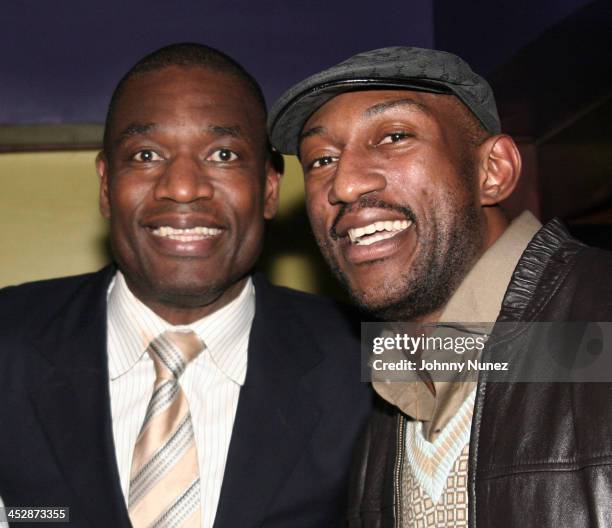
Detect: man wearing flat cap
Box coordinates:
(269, 47, 612, 527)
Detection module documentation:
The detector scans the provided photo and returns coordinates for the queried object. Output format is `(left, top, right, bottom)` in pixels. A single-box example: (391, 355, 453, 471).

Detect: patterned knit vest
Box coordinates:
(400, 390, 475, 527)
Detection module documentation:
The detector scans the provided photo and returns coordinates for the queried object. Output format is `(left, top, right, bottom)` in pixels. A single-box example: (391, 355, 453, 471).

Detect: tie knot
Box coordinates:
(147, 330, 205, 380)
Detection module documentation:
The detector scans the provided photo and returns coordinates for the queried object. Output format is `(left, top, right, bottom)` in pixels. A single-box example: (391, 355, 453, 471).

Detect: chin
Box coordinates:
(121, 269, 210, 308)
(150, 277, 219, 306)
(349, 290, 402, 320)
(341, 277, 396, 315)
(346, 276, 445, 322)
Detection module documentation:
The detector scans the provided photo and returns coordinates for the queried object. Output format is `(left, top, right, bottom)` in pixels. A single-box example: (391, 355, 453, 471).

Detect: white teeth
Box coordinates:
(347, 219, 412, 246)
(355, 230, 397, 246)
(151, 226, 222, 240)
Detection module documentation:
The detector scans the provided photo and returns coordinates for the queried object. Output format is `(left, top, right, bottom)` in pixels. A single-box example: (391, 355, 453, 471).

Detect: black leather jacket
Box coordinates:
(348, 220, 612, 527)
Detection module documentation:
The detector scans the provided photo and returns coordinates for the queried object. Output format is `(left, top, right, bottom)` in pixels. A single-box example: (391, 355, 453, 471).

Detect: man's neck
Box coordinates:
(123, 275, 249, 326)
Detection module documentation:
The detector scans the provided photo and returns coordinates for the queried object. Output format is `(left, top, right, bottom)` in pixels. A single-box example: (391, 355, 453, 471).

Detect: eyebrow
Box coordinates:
(114, 122, 157, 147)
(363, 98, 432, 118)
(208, 125, 242, 138)
(113, 122, 243, 147)
(299, 125, 325, 142)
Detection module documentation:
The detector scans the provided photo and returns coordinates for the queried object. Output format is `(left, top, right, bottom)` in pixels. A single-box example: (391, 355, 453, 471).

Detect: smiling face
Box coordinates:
(97, 66, 279, 324)
(299, 90, 489, 321)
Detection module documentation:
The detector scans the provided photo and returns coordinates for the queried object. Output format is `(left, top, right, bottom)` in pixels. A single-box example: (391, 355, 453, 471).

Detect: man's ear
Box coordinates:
(96, 151, 111, 220)
(477, 135, 521, 206)
(263, 151, 283, 220)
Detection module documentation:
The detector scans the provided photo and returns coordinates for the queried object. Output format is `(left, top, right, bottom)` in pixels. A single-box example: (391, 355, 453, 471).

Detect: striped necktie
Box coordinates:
(128, 330, 204, 528)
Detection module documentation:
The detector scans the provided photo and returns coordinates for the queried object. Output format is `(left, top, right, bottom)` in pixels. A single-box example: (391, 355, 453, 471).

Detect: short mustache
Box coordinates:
(142, 203, 219, 217)
(330, 197, 416, 240)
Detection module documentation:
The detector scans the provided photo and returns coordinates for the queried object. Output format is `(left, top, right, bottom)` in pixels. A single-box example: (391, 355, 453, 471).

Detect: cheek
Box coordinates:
(227, 184, 267, 247)
(305, 200, 330, 242)
(305, 182, 329, 221)
(386, 157, 451, 203)
(233, 183, 264, 220)
(109, 179, 148, 222)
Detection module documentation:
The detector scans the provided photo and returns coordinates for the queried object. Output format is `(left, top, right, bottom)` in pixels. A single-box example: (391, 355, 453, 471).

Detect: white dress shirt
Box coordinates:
(107, 271, 253, 527)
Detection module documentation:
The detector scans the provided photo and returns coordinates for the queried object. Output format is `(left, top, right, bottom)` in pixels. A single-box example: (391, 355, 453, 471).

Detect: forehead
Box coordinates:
(110, 66, 264, 136)
(303, 89, 462, 132)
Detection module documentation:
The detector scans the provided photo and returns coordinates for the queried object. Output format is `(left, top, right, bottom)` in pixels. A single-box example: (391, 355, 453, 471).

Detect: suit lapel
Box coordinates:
(213, 274, 324, 528)
(28, 267, 131, 528)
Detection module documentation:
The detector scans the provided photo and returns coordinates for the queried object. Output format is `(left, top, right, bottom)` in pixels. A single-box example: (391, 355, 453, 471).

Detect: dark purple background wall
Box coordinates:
(1, 0, 435, 124)
(434, 0, 595, 74)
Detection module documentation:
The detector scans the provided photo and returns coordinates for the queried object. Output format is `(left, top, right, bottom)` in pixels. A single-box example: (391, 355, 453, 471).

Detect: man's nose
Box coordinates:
(328, 149, 386, 204)
(154, 155, 214, 202)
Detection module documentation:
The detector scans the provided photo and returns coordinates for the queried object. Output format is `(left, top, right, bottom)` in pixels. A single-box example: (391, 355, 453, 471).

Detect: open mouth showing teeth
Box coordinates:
(151, 226, 222, 242)
(347, 220, 412, 246)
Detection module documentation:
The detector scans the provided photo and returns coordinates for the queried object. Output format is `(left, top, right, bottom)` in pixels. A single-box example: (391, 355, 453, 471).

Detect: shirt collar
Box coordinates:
(439, 210, 542, 324)
(107, 271, 254, 386)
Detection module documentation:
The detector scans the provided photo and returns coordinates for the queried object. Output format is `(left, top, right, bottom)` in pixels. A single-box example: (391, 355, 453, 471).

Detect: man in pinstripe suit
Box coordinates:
(0, 43, 372, 527)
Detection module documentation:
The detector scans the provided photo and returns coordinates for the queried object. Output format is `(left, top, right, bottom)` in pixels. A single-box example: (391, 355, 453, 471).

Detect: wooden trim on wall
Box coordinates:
(0, 123, 103, 152)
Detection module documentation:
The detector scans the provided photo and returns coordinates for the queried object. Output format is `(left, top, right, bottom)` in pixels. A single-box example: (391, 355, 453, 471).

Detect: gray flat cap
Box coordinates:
(269, 46, 501, 155)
